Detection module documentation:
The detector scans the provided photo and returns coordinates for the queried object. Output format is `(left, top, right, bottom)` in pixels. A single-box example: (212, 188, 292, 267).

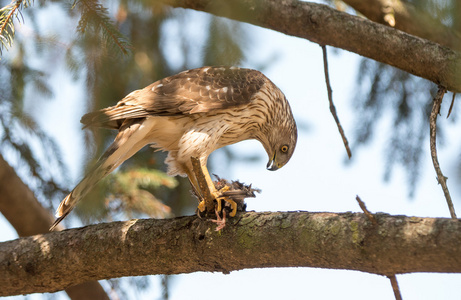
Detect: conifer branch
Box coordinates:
(74, 0, 131, 55)
(0, 0, 32, 55)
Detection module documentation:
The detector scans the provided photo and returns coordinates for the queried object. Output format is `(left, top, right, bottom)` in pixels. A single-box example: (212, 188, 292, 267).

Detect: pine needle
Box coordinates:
(0, 0, 32, 56)
(74, 0, 131, 56)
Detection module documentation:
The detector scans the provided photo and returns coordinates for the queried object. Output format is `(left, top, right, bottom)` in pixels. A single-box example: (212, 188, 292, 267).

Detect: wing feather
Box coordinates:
(81, 66, 267, 129)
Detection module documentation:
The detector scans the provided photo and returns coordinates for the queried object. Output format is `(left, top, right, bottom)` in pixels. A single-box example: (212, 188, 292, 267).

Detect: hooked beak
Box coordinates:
(266, 153, 279, 171)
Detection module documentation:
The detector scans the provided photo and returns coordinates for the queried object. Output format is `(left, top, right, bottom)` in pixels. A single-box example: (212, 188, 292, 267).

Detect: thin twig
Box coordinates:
(388, 275, 403, 300)
(321, 45, 352, 158)
(355, 195, 377, 226)
(190, 157, 214, 213)
(430, 86, 457, 219)
(447, 93, 456, 118)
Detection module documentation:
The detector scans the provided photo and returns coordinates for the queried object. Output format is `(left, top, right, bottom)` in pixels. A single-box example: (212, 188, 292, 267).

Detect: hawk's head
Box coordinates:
(264, 121, 297, 171)
(257, 91, 297, 171)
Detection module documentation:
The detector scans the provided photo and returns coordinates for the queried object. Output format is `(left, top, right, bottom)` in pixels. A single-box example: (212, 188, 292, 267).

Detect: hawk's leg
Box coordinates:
(189, 176, 206, 214)
(184, 168, 206, 214)
(200, 165, 238, 217)
(189, 157, 238, 217)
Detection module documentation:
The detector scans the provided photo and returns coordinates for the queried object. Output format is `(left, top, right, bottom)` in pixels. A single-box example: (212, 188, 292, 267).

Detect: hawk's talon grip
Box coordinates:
(224, 198, 238, 217)
(197, 200, 206, 212)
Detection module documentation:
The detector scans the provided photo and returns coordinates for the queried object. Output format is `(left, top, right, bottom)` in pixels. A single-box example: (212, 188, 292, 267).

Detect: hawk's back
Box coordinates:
(81, 66, 270, 130)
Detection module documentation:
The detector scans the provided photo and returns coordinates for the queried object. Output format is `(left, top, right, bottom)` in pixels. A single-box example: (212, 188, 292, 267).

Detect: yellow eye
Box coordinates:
(280, 145, 289, 153)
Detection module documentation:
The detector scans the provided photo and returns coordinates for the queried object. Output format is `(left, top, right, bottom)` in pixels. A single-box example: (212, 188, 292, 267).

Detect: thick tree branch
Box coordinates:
(0, 155, 56, 235)
(342, 0, 461, 51)
(0, 155, 110, 300)
(159, 0, 461, 92)
(2, 211, 461, 296)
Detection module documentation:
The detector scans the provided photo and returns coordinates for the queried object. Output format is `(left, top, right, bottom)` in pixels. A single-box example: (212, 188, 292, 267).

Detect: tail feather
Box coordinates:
(49, 118, 154, 231)
(49, 161, 112, 231)
(49, 180, 92, 231)
(55, 193, 74, 218)
(49, 209, 71, 231)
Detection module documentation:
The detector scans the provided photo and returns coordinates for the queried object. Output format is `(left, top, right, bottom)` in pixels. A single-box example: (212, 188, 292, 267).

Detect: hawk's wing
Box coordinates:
(81, 66, 267, 129)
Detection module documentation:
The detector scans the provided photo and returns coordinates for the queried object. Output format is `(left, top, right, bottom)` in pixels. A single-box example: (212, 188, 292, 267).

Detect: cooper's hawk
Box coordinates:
(50, 66, 297, 230)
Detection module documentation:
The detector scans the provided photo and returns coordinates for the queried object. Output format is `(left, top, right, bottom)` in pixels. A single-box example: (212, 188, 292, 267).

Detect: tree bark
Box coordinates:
(2, 211, 461, 296)
(0, 155, 110, 300)
(342, 0, 461, 51)
(0, 155, 56, 235)
(159, 0, 461, 92)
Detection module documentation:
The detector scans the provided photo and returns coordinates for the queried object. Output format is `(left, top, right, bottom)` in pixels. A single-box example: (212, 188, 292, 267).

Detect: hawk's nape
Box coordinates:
(50, 66, 297, 230)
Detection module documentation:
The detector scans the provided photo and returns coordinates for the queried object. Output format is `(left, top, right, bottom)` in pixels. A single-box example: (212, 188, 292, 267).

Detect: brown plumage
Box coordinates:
(50, 66, 297, 230)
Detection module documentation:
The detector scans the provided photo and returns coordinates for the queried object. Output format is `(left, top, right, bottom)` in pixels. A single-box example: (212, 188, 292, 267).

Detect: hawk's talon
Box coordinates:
(214, 185, 231, 213)
(216, 198, 222, 212)
(197, 200, 206, 212)
(218, 186, 231, 194)
(224, 198, 238, 217)
(211, 190, 222, 212)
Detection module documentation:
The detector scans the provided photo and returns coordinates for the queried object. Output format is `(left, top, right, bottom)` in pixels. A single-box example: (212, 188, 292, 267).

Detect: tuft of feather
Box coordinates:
(49, 194, 73, 231)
